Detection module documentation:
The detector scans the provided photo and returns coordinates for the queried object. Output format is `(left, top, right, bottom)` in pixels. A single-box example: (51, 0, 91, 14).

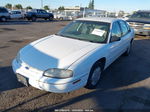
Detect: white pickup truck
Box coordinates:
(0, 7, 10, 22)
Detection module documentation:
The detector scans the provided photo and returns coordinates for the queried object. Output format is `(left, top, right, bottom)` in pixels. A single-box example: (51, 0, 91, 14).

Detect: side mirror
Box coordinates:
(111, 35, 121, 42)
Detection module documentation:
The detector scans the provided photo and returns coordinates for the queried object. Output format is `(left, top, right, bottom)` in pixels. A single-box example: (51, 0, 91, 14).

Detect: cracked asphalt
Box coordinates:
(0, 20, 150, 112)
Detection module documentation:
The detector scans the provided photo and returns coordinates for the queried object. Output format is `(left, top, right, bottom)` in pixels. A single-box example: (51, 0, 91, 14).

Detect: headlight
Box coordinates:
(43, 68, 73, 79)
(143, 24, 150, 30)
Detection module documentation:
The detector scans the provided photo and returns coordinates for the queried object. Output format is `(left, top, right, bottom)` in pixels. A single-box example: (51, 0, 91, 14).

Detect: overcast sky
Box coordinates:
(1, 0, 150, 12)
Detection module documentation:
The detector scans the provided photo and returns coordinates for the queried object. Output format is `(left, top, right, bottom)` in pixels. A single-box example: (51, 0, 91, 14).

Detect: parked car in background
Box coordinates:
(127, 10, 150, 36)
(0, 7, 10, 22)
(10, 10, 25, 19)
(25, 9, 54, 21)
(54, 13, 73, 20)
(122, 15, 131, 21)
(12, 17, 134, 93)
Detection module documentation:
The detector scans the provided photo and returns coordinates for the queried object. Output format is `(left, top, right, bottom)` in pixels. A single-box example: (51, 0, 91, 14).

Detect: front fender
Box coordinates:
(68, 44, 107, 78)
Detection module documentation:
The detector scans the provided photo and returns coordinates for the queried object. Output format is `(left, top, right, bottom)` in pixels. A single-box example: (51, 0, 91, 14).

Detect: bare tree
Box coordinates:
(44, 5, 49, 10)
(14, 4, 23, 9)
(5, 3, 12, 9)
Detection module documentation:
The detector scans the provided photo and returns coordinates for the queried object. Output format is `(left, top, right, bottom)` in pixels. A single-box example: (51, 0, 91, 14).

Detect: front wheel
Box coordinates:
(85, 62, 102, 89)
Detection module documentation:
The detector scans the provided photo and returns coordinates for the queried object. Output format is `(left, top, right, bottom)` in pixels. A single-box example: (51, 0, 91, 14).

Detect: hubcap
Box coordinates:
(32, 17, 36, 21)
(2, 17, 6, 21)
(50, 17, 52, 20)
(91, 67, 101, 86)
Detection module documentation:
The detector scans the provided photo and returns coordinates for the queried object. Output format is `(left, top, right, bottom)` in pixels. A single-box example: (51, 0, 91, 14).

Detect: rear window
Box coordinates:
(11, 11, 21, 14)
(0, 8, 8, 13)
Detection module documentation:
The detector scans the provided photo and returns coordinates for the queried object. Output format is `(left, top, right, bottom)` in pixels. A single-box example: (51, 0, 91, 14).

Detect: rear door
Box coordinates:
(11, 11, 22, 19)
(38, 10, 49, 18)
(16, 11, 22, 19)
(118, 20, 132, 53)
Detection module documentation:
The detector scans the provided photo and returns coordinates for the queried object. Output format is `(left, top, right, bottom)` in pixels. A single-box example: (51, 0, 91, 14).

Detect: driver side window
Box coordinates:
(111, 22, 122, 42)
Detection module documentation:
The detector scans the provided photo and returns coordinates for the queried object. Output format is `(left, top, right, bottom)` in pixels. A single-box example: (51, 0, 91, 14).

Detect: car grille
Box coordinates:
(17, 60, 43, 74)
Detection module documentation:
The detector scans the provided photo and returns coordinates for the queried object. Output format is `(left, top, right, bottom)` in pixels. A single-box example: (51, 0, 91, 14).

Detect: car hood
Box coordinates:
(20, 35, 104, 71)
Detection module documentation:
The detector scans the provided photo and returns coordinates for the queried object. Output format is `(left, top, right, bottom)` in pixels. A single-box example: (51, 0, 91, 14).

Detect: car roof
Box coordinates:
(32, 9, 44, 10)
(76, 17, 120, 23)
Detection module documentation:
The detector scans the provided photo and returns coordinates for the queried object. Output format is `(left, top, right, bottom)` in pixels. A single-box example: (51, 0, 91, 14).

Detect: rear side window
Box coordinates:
(111, 22, 122, 38)
(16, 11, 21, 14)
(39, 10, 47, 13)
(131, 12, 150, 19)
(118, 21, 128, 36)
(0, 8, 8, 13)
(125, 22, 131, 32)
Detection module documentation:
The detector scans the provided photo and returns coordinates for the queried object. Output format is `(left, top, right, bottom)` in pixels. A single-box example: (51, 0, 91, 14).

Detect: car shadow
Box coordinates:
(0, 66, 24, 92)
(0, 20, 65, 25)
(0, 20, 31, 25)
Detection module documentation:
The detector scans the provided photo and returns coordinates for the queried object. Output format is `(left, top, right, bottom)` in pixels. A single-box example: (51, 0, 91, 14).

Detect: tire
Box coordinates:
(31, 16, 36, 22)
(124, 43, 132, 56)
(1, 17, 7, 22)
(27, 18, 31, 21)
(49, 16, 53, 21)
(85, 62, 103, 89)
(59, 17, 63, 21)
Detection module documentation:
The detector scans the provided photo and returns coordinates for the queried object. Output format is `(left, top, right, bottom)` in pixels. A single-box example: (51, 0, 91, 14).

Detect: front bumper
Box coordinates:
(12, 59, 87, 93)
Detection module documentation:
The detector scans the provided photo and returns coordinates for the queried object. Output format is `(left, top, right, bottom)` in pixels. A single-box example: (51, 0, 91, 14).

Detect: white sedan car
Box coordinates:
(12, 17, 134, 93)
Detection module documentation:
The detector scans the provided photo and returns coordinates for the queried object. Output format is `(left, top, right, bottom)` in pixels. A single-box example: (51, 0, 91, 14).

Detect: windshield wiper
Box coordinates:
(55, 34, 65, 37)
(56, 34, 103, 43)
(56, 34, 74, 39)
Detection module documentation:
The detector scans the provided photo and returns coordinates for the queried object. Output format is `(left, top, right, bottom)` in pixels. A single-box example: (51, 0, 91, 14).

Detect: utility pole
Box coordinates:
(41, 0, 43, 9)
(83, 7, 85, 18)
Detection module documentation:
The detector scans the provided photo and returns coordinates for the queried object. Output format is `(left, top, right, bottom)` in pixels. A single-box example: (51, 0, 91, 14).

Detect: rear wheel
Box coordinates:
(31, 16, 37, 22)
(85, 62, 103, 89)
(49, 16, 53, 21)
(27, 18, 31, 21)
(1, 17, 7, 22)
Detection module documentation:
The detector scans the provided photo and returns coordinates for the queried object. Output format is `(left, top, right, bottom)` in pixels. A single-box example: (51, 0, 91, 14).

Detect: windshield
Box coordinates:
(57, 20, 110, 43)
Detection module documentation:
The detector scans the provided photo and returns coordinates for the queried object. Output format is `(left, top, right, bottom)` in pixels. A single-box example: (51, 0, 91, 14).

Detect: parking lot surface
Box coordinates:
(0, 20, 150, 112)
